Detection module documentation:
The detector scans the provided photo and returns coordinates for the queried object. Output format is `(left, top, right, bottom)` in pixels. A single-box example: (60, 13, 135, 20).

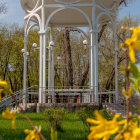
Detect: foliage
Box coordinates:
(43, 108, 66, 131)
(98, 109, 113, 120)
(129, 62, 140, 93)
(0, 1, 7, 14)
(77, 108, 113, 130)
(77, 107, 94, 129)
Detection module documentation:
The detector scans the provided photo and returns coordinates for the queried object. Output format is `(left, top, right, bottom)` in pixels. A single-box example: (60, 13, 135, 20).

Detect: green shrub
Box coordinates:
(99, 109, 113, 120)
(77, 107, 94, 129)
(0, 107, 4, 113)
(77, 108, 113, 129)
(43, 108, 66, 131)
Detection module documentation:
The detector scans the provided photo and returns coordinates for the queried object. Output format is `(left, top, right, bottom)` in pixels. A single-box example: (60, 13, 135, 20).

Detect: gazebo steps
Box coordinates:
(103, 103, 126, 117)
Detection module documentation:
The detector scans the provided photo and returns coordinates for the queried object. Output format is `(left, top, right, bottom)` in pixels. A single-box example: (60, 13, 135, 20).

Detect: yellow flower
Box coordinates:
(87, 111, 126, 140)
(51, 127, 58, 140)
(123, 121, 140, 140)
(125, 26, 140, 63)
(24, 126, 41, 140)
(0, 81, 8, 88)
(115, 119, 140, 140)
(0, 80, 8, 102)
(0, 89, 4, 102)
(2, 108, 16, 129)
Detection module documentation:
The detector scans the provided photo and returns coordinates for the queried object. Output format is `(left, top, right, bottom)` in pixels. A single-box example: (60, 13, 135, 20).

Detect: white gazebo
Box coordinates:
(20, 0, 120, 105)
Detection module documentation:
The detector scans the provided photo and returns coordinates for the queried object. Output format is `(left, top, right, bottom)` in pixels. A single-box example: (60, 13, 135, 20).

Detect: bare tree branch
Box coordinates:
(0, 1, 7, 14)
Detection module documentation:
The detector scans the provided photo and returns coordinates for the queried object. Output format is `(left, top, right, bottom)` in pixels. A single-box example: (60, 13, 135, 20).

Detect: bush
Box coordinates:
(77, 108, 113, 130)
(43, 108, 66, 131)
(99, 109, 113, 120)
(77, 107, 94, 129)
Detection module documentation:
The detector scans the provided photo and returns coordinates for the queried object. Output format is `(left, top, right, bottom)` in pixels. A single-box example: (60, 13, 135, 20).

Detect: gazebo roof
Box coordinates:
(20, 0, 120, 27)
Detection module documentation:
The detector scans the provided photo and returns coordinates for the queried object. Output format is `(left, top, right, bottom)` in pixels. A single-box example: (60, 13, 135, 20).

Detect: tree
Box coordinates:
(98, 16, 139, 91)
(0, 1, 7, 14)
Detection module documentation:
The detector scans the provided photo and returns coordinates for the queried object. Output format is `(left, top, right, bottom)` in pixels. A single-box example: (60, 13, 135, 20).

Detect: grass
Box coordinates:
(134, 110, 140, 113)
(0, 112, 89, 140)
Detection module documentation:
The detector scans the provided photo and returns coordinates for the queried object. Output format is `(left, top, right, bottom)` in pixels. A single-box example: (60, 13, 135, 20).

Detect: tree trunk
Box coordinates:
(105, 56, 125, 90)
(63, 29, 73, 87)
(79, 61, 89, 88)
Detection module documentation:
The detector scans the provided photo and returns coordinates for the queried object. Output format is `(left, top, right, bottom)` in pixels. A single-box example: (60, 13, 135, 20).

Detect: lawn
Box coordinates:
(0, 112, 89, 140)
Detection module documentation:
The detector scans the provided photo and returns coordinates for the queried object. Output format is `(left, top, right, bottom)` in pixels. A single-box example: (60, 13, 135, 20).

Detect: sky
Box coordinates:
(0, 0, 140, 26)
(118, 0, 140, 20)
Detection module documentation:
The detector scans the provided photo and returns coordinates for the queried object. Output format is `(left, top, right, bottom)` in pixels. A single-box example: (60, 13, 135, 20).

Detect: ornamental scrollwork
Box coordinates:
(55, 0, 81, 4)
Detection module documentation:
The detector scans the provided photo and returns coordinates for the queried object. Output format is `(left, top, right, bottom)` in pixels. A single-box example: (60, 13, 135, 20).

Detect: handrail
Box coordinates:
(0, 85, 124, 110)
(0, 85, 39, 109)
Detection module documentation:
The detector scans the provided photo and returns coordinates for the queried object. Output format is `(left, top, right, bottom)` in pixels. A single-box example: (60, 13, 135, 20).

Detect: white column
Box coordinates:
(48, 28, 52, 91)
(23, 34, 28, 108)
(49, 28, 55, 103)
(94, 31, 99, 104)
(91, 0, 97, 103)
(39, 31, 47, 104)
(114, 21, 118, 104)
(90, 30, 95, 103)
(42, 33, 47, 103)
(39, 0, 46, 103)
(51, 45, 55, 103)
(39, 34, 43, 103)
(92, 0, 99, 104)
(50, 29, 55, 101)
(51, 46, 54, 89)
(48, 47, 51, 89)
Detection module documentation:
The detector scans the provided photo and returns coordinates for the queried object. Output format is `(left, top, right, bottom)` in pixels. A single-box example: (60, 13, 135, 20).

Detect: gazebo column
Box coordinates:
(42, 33, 47, 103)
(91, 0, 99, 103)
(90, 30, 95, 103)
(39, 0, 46, 103)
(48, 43, 52, 103)
(114, 20, 118, 104)
(50, 28, 55, 103)
(94, 30, 99, 104)
(39, 33, 43, 103)
(39, 32, 47, 104)
(48, 28, 55, 103)
(23, 32, 28, 109)
(51, 44, 55, 103)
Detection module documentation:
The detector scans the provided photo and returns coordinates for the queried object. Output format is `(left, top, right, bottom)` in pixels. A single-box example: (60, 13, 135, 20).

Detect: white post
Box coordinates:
(50, 28, 55, 103)
(48, 28, 52, 92)
(92, 0, 99, 104)
(51, 45, 55, 103)
(91, 0, 96, 103)
(39, 0, 47, 103)
(39, 34, 43, 103)
(48, 44, 52, 103)
(90, 30, 95, 103)
(114, 21, 118, 104)
(94, 31, 99, 104)
(23, 28, 28, 109)
(42, 33, 47, 103)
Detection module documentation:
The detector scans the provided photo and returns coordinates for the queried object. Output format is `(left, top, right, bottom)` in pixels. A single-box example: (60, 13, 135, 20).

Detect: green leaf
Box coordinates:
(130, 77, 137, 84)
(133, 78, 140, 93)
(129, 62, 139, 78)
(128, 85, 133, 97)
(120, 65, 126, 75)
(122, 88, 127, 97)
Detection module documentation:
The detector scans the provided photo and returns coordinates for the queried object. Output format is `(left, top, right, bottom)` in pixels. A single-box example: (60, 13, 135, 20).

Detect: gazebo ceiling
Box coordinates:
(20, 0, 120, 27)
